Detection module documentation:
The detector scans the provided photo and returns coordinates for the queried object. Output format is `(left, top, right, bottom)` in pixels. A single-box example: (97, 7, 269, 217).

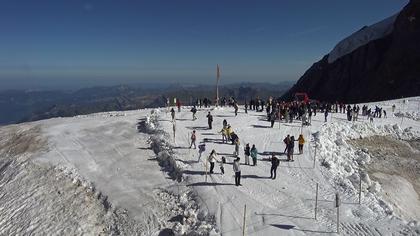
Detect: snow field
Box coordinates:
(1, 97, 419, 235)
(154, 97, 420, 235)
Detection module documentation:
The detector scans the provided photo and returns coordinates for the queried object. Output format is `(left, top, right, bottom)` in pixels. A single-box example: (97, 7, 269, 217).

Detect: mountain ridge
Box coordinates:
(282, 0, 420, 103)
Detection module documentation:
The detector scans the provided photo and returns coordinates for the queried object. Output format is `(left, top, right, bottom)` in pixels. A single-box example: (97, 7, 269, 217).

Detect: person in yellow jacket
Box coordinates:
(297, 134, 305, 154)
(226, 125, 233, 141)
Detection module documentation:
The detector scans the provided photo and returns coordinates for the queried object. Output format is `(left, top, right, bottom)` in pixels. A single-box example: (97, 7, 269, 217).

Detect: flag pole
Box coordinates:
(216, 64, 220, 107)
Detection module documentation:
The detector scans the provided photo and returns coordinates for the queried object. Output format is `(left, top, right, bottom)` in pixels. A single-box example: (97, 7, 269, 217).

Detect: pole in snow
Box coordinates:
(173, 122, 176, 141)
(359, 174, 362, 204)
(400, 100, 404, 125)
(315, 183, 319, 220)
(216, 64, 220, 107)
(313, 144, 317, 169)
(205, 159, 208, 182)
(335, 193, 340, 234)
(242, 204, 247, 236)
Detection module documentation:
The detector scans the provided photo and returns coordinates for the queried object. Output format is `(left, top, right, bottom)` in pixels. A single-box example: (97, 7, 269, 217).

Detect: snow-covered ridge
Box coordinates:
(328, 14, 398, 63)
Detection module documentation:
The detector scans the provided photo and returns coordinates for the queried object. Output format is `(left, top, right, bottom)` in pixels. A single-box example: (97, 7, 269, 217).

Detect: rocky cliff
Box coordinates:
(282, 0, 420, 103)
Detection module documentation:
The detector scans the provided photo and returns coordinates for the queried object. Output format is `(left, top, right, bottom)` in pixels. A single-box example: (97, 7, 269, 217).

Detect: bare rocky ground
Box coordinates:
(349, 135, 420, 222)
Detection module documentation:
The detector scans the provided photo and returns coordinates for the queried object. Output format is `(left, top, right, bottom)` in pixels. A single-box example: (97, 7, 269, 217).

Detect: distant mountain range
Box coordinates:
(0, 81, 293, 125)
(282, 0, 420, 103)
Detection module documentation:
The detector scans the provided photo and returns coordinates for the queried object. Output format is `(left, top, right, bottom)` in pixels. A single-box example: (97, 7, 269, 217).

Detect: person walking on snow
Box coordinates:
(270, 154, 280, 179)
(198, 143, 206, 162)
(283, 135, 290, 154)
(226, 125, 233, 141)
(287, 136, 295, 161)
(234, 102, 239, 116)
(191, 106, 197, 120)
(234, 138, 240, 156)
(324, 109, 329, 122)
(220, 156, 226, 174)
(270, 112, 276, 128)
(176, 99, 181, 112)
(208, 150, 219, 174)
(190, 130, 197, 149)
(244, 143, 251, 165)
(251, 144, 258, 166)
(233, 157, 241, 186)
(297, 134, 305, 154)
(207, 112, 213, 129)
(170, 108, 175, 121)
(220, 127, 228, 143)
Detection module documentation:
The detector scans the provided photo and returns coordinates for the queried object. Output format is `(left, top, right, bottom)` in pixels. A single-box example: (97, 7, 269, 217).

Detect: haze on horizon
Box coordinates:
(0, 0, 407, 90)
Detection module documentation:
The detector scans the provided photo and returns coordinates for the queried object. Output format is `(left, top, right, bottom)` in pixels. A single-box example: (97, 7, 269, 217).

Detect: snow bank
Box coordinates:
(328, 14, 398, 63)
(394, 111, 420, 121)
(141, 109, 184, 181)
(315, 121, 419, 218)
(152, 189, 218, 236)
(144, 109, 219, 235)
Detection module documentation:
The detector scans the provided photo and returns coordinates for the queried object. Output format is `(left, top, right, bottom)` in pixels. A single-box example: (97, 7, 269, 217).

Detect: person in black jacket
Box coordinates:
(207, 112, 213, 129)
(191, 106, 197, 120)
(287, 136, 295, 161)
(270, 111, 276, 128)
(270, 154, 280, 179)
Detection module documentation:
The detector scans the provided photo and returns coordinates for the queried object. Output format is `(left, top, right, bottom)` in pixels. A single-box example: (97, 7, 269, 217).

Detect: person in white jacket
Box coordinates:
(233, 157, 241, 186)
(208, 150, 219, 174)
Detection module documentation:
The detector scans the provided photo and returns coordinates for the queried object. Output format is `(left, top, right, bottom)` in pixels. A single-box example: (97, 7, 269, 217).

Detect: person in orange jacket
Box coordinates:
(297, 134, 305, 154)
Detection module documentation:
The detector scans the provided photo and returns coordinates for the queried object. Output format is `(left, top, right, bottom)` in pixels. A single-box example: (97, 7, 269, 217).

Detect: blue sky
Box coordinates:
(0, 0, 408, 90)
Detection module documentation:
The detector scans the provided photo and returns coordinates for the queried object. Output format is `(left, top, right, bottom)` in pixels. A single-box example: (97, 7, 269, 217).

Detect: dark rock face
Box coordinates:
(282, 0, 420, 103)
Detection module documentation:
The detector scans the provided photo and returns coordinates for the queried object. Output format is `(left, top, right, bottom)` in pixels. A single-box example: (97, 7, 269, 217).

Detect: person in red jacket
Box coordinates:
(176, 99, 181, 112)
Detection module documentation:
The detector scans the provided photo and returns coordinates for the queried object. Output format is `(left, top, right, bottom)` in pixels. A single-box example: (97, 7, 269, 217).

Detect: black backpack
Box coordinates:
(222, 156, 226, 163)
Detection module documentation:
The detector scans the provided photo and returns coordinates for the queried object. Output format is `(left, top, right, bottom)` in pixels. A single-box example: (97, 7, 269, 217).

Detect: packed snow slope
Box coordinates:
(1, 97, 420, 235)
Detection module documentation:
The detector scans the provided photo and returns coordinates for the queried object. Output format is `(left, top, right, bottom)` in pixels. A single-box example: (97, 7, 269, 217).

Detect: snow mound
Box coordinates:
(328, 14, 398, 63)
(316, 121, 419, 217)
(142, 109, 185, 181)
(153, 189, 218, 236)
(394, 111, 420, 121)
(144, 110, 218, 235)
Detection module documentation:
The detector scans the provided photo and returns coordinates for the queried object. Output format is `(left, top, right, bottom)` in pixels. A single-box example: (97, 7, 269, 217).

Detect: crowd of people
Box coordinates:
(172, 95, 392, 186)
